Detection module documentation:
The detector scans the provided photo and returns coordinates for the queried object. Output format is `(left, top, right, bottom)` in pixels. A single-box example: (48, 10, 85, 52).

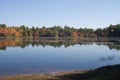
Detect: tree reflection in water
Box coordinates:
(0, 37, 120, 51)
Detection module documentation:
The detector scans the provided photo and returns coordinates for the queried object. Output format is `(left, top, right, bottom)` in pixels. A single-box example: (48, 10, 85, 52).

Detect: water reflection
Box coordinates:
(0, 37, 120, 76)
(100, 55, 117, 61)
(0, 37, 120, 51)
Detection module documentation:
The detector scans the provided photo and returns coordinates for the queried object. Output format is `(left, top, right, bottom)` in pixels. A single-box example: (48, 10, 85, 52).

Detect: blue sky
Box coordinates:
(0, 0, 120, 29)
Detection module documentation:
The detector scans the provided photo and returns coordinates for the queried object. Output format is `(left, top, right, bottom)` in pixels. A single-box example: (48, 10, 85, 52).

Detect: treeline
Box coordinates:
(0, 24, 120, 37)
(95, 24, 120, 37)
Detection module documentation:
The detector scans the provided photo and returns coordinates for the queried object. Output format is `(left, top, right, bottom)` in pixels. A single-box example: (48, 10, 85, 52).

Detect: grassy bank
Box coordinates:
(0, 65, 120, 80)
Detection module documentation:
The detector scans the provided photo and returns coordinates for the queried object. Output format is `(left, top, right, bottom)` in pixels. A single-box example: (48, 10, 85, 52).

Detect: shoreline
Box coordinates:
(0, 65, 120, 80)
(0, 70, 89, 80)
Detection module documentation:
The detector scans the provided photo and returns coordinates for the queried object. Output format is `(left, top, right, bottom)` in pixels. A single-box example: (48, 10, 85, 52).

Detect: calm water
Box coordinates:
(0, 37, 120, 76)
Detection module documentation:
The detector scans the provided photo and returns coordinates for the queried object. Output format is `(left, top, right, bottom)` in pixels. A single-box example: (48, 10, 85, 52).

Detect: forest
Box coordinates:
(0, 24, 120, 37)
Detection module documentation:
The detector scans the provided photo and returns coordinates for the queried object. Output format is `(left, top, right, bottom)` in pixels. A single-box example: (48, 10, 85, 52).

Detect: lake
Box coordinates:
(0, 37, 120, 76)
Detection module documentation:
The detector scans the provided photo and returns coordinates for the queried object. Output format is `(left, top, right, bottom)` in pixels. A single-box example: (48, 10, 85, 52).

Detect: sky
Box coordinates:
(0, 0, 120, 29)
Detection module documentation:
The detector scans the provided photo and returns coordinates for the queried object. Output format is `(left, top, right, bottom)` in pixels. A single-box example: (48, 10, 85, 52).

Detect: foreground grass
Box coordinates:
(0, 65, 120, 80)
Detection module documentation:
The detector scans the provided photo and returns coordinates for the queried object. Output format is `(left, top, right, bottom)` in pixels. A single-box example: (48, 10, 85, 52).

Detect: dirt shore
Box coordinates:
(0, 65, 120, 80)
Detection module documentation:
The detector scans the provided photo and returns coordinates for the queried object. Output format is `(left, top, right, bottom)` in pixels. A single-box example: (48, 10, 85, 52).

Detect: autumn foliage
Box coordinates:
(0, 24, 120, 37)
